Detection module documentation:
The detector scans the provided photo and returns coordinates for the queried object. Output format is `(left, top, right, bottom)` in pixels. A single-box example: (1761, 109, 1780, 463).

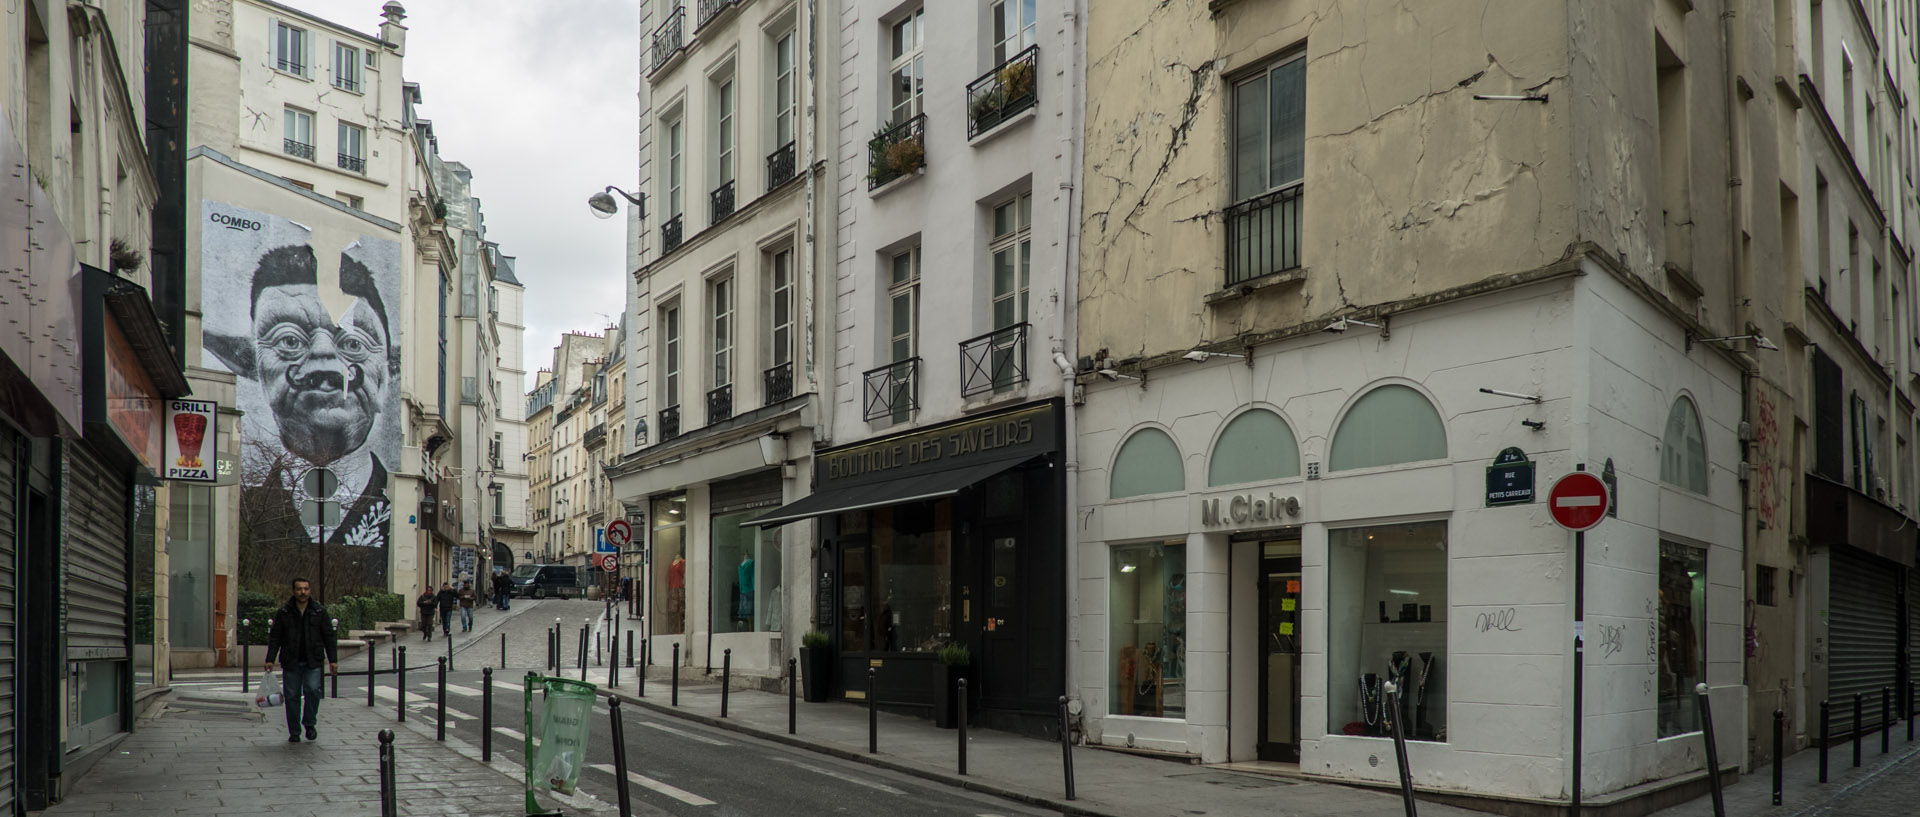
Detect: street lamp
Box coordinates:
(588, 186, 645, 220)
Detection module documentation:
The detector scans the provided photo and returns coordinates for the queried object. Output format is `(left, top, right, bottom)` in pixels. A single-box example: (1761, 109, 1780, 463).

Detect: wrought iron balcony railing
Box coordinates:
(650, 7, 686, 75)
(862, 358, 920, 422)
(766, 141, 797, 190)
(710, 179, 736, 224)
(706, 383, 733, 425)
(1224, 182, 1303, 286)
(284, 139, 315, 160)
(583, 423, 607, 450)
(966, 46, 1040, 138)
(662, 214, 684, 255)
(697, 0, 742, 30)
(959, 323, 1029, 398)
(333, 75, 361, 93)
(763, 360, 794, 405)
(658, 404, 682, 442)
(338, 153, 366, 173)
(867, 114, 926, 190)
(277, 58, 304, 75)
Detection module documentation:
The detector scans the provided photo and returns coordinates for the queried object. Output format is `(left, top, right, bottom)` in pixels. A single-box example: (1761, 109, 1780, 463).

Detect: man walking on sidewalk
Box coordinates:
(492, 570, 512, 610)
(436, 582, 459, 638)
(264, 577, 338, 743)
(416, 586, 437, 641)
(458, 580, 477, 632)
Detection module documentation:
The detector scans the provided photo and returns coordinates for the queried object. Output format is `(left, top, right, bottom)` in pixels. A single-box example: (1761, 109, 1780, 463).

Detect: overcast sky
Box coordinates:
(279, 0, 639, 394)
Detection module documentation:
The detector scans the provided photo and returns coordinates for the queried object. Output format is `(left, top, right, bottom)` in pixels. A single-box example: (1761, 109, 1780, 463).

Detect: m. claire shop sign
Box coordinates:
(1199, 492, 1301, 526)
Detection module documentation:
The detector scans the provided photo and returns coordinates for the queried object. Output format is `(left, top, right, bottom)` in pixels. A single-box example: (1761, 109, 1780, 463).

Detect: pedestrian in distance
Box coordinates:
(264, 577, 338, 743)
(458, 580, 477, 632)
(415, 586, 437, 641)
(493, 570, 512, 610)
(436, 582, 459, 638)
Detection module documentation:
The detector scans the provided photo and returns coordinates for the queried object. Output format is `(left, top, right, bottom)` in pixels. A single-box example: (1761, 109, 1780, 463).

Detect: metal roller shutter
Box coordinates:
(0, 427, 20, 811)
(1830, 547, 1899, 737)
(711, 470, 782, 515)
(65, 444, 128, 659)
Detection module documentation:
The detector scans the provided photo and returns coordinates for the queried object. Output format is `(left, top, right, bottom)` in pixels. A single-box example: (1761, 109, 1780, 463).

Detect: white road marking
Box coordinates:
(638, 721, 730, 746)
(768, 757, 907, 795)
(588, 763, 717, 806)
(1555, 496, 1602, 507)
(442, 684, 486, 697)
(494, 726, 534, 746)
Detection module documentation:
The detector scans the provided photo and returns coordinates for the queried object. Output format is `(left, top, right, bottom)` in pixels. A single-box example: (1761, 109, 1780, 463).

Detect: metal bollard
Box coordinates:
(638, 638, 648, 697)
(1695, 684, 1724, 817)
(957, 678, 968, 775)
(500, 632, 506, 669)
(722, 649, 732, 718)
(869, 667, 878, 754)
(1910, 681, 1916, 742)
(446, 624, 455, 672)
(628, 631, 635, 668)
(397, 646, 408, 722)
(672, 643, 681, 706)
(1058, 695, 1076, 800)
(1854, 693, 1864, 767)
(367, 641, 377, 706)
(377, 729, 398, 817)
(608, 696, 634, 817)
(1819, 699, 1830, 783)
(788, 657, 798, 735)
(482, 668, 493, 762)
(596, 625, 603, 667)
(1883, 686, 1892, 754)
(242, 619, 252, 693)
(1772, 709, 1784, 806)
(579, 625, 589, 682)
(437, 657, 448, 741)
(331, 619, 340, 698)
(609, 629, 620, 688)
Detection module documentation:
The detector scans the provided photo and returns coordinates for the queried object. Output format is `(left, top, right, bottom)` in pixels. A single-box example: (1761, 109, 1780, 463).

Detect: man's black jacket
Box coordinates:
(265, 599, 339, 667)
(436, 588, 459, 610)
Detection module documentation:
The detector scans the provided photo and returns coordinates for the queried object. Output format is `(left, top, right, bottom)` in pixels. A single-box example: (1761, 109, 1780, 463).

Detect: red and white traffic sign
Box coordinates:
(605, 519, 633, 549)
(1548, 471, 1610, 532)
(600, 553, 620, 572)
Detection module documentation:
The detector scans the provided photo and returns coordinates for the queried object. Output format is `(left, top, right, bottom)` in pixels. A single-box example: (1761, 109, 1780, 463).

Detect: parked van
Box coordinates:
(511, 564, 582, 599)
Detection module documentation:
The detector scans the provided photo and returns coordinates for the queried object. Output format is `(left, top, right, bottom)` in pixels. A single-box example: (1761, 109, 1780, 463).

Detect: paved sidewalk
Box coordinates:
(1648, 716, 1920, 817)
(171, 598, 557, 684)
(43, 682, 621, 817)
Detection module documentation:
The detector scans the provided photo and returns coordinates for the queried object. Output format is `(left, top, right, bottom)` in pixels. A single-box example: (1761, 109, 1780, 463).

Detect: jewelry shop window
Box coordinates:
(711, 512, 784, 633)
(1657, 540, 1707, 737)
(1109, 541, 1186, 718)
(651, 494, 688, 635)
(1328, 521, 1448, 741)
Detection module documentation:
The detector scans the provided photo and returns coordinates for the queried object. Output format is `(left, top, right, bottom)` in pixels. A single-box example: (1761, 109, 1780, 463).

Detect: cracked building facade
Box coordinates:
(1061, 0, 1915, 809)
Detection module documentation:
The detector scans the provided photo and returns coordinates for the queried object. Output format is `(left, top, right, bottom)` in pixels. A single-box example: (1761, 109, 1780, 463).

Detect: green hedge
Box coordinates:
(237, 589, 407, 644)
(367, 591, 404, 624)
(237, 590, 277, 645)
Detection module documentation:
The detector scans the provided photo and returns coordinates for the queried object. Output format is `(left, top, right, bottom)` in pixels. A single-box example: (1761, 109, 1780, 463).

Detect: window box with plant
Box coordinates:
(867, 114, 927, 190)
(801, 630, 833, 702)
(933, 642, 970, 728)
(966, 45, 1039, 138)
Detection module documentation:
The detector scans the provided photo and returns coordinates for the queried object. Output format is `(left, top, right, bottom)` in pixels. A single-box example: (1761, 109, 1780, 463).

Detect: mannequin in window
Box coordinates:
(736, 553, 755, 628)
(667, 555, 686, 633)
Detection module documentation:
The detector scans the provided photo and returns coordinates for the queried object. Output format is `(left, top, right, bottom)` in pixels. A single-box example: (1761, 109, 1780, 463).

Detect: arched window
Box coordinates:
(1661, 396, 1708, 494)
(1328, 384, 1447, 471)
(1110, 427, 1185, 498)
(1208, 409, 1301, 486)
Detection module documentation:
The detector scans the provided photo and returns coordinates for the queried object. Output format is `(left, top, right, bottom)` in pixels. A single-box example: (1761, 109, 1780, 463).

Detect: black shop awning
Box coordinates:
(751, 457, 1030, 528)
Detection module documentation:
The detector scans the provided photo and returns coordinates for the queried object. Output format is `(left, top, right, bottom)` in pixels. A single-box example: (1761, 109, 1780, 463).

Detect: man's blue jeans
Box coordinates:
(460, 606, 474, 630)
(282, 663, 324, 736)
(439, 608, 453, 635)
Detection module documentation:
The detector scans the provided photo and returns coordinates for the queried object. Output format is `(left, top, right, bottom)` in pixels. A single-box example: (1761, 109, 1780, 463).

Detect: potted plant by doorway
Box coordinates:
(800, 631, 833, 703)
(933, 642, 971, 728)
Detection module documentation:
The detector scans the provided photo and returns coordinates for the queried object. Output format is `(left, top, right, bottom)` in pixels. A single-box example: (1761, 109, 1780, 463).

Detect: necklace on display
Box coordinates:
(1359, 677, 1382, 726)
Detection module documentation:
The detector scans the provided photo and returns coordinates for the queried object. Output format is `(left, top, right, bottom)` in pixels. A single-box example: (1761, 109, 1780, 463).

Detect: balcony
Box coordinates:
(649, 7, 686, 75)
(283, 139, 315, 161)
(662, 214, 684, 255)
(862, 358, 920, 422)
(658, 405, 682, 442)
(766, 141, 797, 191)
(583, 423, 606, 450)
(696, 0, 742, 30)
(706, 383, 733, 425)
(710, 180, 736, 224)
(959, 322, 1028, 398)
(763, 360, 794, 406)
(867, 114, 926, 190)
(966, 46, 1039, 138)
(1224, 182, 1303, 286)
(338, 153, 366, 174)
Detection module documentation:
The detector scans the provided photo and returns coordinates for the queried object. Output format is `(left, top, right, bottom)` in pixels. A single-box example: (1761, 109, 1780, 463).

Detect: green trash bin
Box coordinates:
(523, 674, 597, 815)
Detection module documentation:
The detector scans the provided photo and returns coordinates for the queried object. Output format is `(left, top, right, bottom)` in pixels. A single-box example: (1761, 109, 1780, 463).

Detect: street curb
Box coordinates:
(601, 685, 1120, 817)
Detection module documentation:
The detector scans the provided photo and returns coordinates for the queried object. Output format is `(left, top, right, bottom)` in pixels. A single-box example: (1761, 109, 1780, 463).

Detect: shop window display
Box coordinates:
(711, 511, 784, 633)
(1327, 521, 1448, 741)
(1656, 540, 1707, 737)
(651, 494, 688, 634)
(1109, 541, 1186, 718)
(873, 501, 952, 652)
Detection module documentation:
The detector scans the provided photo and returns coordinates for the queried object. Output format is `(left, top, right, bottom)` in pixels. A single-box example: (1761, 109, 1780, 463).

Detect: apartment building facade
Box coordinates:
(490, 256, 535, 567)
(527, 372, 557, 562)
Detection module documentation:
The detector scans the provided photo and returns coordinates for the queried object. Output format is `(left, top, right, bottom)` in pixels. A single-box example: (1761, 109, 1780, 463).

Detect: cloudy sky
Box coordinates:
(279, 0, 639, 392)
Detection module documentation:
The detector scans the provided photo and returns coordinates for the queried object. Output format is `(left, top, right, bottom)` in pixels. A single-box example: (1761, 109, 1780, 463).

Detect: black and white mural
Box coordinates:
(201, 202, 400, 599)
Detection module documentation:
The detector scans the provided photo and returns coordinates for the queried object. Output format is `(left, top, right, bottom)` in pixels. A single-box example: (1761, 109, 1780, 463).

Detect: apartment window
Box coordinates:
(1227, 53, 1305, 283)
(1656, 36, 1690, 268)
(332, 42, 363, 92)
(665, 116, 685, 218)
(773, 31, 797, 147)
(1656, 541, 1707, 737)
(1755, 564, 1778, 607)
(283, 108, 315, 159)
(768, 249, 794, 370)
(662, 302, 682, 407)
(888, 7, 926, 125)
(338, 122, 367, 173)
(714, 76, 736, 186)
(337, 192, 364, 210)
(491, 484, 505, 526)
(990, 192, 1032, 329)
(711, 276, 734, 388)
(274, 21, 308, 75)
(991, 0, 1036, 65)
(889, 246, 920, 362)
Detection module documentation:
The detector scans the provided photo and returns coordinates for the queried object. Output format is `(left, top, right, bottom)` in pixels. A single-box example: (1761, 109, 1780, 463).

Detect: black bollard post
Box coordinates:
(610, 629, 620, 688)
(500, 632, 506, 669)
(957, 678, 968, 775)
(722, 649, 732, 718)
(1819, 699, 1830, 783)
(1058, 695, 1076, 801)
(609, 696, 634, 817)
(672, 643, 681, 706)
(638, 638, 648, 697)
(597, 625, 603, 667)
(483, 668, 494, 762)
(579, 625, 589, 682)
(1384, 682, 1417, 817)
(1772, 709, 1784, 806)
(446, 624, 455, 672)
(242, 620, 252, 693)
(367, 640, 377, 706)
(437, 657, 448, 741)
(378, 729, 397, 817)
(1854, 693, 1864, 767)
(397, 646, 408, 722)
(1695, 684, 1724, 817)
(1883, 686, 1892, 754)
(330, 619, 339, 698)
(1910, 681, 1916, 742)
(628, 631, 635, 668)
(788, 657, 798, 735)
(868, 667, 878, 754)
(547, 628, 554, 672)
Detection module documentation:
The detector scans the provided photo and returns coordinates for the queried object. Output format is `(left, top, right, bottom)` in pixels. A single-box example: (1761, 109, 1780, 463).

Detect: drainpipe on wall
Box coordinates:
(1718, 2, 1757, 708)
(804, 0, 829, 451)
(1054, 0, 1086, 710)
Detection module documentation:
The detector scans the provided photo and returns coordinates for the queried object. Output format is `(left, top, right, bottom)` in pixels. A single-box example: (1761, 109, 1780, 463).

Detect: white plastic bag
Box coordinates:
(256, 671, 284, 708)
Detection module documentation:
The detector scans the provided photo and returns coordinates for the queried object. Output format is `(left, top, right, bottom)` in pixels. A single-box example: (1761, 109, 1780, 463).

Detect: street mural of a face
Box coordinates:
(247, 246, 392, 466)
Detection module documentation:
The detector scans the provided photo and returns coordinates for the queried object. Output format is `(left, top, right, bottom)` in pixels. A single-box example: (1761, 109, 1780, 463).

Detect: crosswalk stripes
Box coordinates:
(768, 757, 908, 796)
(637, 721, 730, 746)
(441, 683, 485, 697)
(586, 763, 717, 807)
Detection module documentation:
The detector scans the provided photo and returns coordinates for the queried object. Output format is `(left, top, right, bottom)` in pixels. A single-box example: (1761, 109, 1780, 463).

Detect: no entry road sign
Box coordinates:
(1548, 471, 1610, 532)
